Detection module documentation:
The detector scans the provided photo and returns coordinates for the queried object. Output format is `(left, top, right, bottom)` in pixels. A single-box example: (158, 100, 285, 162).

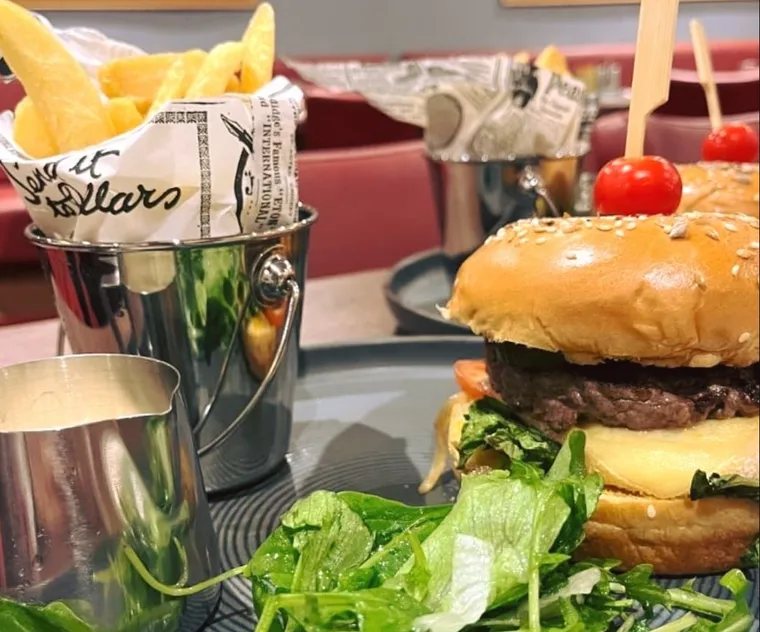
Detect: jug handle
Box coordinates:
(194, 249, 300, 458)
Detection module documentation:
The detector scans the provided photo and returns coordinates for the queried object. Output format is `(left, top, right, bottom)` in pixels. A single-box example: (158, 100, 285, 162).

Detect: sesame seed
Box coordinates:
(485, 236, 495, 245)
(536, 237, 547, 245)
(750, 241, 759, 250)
(561, 222, 580, 234)
(614, 220, 623, 228)
(505, 231, 516, 243)
(732, 264, 741, 277)
(615, 229, 625, 237)
(496, 227, 506, 238)
(724, 222, 738, 232)
(737, 249, 754, 259)
(669, 219, 689, 240)
(565, 252, 577, 260)
(519, 237, 529, 244)
(705, 227, 720, 241)
(546, 226, 557, 233)
(646, 504, 656, 519)
(749, 217, 760, 229)
(739, 332, 752, 344)
(597, 224, 613, 232)
(533, 225, 548, 233)
(626, 222, 637, 231)
(517, 229, 528, 238)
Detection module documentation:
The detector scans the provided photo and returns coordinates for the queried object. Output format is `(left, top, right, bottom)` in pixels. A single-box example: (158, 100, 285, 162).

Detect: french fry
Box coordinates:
(514, 51, 531, 64)
(98, 53, 180, 100)
(185, 42, 243, 99)
(12, 97, 58, 159)
(0, 0, 114, 153)
(240, 2, 275, 93)
(127, 96, 154, 117)
(534, 45, 570, 76)
(148, 49, 208, 117)
(226, 74, 241, 93)
(105, 97, 144, 136)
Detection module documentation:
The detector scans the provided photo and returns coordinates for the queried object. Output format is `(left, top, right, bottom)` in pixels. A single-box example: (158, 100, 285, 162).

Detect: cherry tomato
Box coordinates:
(702, 123, 759, 163)
(454, 360, 494, 399)
(263, 303, 287, 328)
(593, 156, 683, 216)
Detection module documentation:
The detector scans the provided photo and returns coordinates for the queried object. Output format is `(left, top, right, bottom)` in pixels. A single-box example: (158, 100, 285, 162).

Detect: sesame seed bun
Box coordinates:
(578, 489, 759, 575)
(677, 162, 759, 219)
(443, 213, 759, 368)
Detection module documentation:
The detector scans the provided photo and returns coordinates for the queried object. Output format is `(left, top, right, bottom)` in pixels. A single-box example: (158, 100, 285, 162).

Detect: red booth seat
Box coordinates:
(589, 110, 760, 169)
(298, 140, 440, 278)
(401, 39, 760, 86)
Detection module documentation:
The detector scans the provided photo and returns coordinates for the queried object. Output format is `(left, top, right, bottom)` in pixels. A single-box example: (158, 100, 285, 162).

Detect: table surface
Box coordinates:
(0, 269, 398, 368)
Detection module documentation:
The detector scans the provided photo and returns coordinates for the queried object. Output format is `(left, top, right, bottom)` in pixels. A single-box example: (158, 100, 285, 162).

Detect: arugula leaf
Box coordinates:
(668, 570, 756, 632)
(456, 398, 559, 473)
(394, 431, 602, 632)
(689, 471, 759, 503)
(253, 588, 430, 632)
(0, 599, 95, 632)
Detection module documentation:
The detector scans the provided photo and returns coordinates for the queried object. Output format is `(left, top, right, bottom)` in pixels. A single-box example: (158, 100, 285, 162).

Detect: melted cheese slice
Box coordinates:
(583, 416, 759, 500)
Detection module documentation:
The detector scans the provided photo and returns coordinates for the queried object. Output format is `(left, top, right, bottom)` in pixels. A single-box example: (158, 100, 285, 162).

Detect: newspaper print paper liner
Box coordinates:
(0, 15, 303, 244)
(286, 55, 587, 160)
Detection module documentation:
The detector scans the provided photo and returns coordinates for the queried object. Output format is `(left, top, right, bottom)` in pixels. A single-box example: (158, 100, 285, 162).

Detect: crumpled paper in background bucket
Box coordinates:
(0, 15, 303, 244)
(286, 55, 587, 160)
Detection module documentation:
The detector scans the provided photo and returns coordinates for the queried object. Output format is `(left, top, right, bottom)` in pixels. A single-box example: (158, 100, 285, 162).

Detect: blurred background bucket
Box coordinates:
(0, 354, 220, 631)
(25, 207, 318, 496)
(427, 93, 599, 257)
(427, 152, 591, 257)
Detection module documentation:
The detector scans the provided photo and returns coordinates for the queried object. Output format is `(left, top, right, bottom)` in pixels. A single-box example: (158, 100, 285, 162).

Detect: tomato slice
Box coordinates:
(454, 359, 493, 399)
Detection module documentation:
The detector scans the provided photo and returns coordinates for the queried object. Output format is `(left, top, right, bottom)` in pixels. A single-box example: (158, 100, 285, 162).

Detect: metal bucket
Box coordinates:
(25, 207, 318, 496)
(427, 153, 591, 257)
(427, 93, 599, 257)
(0, 354, 220, 631)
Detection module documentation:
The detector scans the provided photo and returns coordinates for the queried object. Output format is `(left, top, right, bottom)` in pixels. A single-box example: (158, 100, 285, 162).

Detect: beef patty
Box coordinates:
(485, 342, 760, 437)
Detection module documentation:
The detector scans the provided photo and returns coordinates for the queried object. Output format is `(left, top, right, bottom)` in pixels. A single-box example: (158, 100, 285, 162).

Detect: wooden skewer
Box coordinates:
(625, 0, 681, 158)
(690, 19, 722, 131)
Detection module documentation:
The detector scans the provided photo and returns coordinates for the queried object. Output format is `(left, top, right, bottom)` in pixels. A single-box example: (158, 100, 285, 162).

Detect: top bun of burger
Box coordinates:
(677, 162, 759, 218)
(443, 212, 759, 369)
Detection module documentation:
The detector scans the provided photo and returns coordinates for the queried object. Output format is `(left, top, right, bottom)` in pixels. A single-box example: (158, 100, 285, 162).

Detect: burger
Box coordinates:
(421, 211, 759, 576)
(677, 162, 759, 218)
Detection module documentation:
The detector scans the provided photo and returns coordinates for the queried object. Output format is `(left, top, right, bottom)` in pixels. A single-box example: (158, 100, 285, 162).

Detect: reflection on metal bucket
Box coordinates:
(0, 354, 220, 631)
(26, 207, 318, 496)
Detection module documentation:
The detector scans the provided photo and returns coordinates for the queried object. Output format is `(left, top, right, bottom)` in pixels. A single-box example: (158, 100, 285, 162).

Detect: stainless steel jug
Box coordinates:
(0, 354, 221, 631)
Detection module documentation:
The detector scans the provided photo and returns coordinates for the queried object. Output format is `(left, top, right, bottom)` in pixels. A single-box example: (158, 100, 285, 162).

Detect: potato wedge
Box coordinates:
(240, 2, 275, 93)
(98, 53, 180, 101)
(0, 0, 114, 153)
(12, 97, 58, 159)
(105, 97, 144, 136)
(185, 42, 243, 99)
(148, 49, 208, 117)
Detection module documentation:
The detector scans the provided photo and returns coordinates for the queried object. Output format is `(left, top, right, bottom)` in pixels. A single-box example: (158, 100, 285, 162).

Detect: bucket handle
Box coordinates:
(194, 248, 300, 458)
(54, 249, 301, 458)
(519, 164, 561, 218)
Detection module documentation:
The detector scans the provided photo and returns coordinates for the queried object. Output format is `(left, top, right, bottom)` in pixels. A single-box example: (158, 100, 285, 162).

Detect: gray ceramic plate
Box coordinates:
(205, 338, 758, 631)
(385, 250, 472, 336)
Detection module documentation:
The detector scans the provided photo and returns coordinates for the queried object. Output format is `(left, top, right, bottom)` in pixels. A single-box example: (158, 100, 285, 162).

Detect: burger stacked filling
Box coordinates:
(484, 341, 760, 440)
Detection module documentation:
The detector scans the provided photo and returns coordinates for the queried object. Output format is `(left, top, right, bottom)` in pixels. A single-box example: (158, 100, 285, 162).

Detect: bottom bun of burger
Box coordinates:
(578, 489, 759, 576)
